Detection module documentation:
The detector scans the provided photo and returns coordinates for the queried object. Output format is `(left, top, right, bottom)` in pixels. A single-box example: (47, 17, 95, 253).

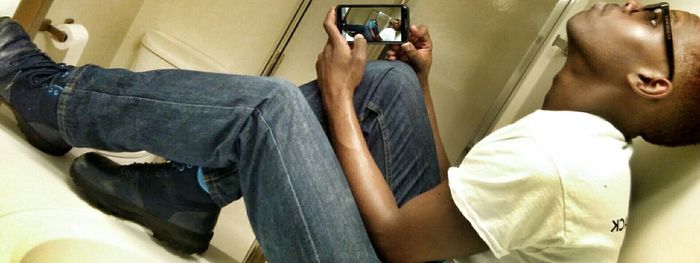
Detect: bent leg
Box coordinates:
(300, 61, 441, 205)
(59, 65, 379, 262)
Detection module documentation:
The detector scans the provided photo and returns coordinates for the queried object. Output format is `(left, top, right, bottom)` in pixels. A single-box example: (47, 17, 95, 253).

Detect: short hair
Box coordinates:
(651, 40, 700, 146)
(677, 43, 700, 99)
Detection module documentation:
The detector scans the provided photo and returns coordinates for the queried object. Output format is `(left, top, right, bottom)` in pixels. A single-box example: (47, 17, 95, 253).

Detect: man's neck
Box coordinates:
(542, 64, 638, 140)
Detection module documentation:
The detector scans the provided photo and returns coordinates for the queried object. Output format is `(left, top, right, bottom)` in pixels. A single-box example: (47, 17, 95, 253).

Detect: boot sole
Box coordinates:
(0, 98, 71, 156)
(70, 164, 214, 254)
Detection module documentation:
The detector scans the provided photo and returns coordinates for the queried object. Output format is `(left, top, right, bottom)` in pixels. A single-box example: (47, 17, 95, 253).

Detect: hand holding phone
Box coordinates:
(317, 7, 367, 103)
(387, 25, 433, 80)
(336, 4, 409, 44)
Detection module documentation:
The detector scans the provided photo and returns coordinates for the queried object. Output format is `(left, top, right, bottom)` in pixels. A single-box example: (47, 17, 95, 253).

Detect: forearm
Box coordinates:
(323, 95, 402, 255)
(418, 75, 450, 180)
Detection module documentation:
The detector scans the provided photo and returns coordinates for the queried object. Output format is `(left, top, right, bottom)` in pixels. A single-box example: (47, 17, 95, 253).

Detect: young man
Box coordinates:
(1, 0, 699, 262)
(329, 1, 700, 262)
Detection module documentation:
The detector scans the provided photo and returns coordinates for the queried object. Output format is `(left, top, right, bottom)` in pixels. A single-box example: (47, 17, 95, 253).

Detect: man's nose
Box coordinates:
(624, 0, 642, 13)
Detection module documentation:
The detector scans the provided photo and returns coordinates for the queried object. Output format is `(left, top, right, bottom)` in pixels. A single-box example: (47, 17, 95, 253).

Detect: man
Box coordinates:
(379, 18, 402, 42)
(343, 18, 381, 41)
(337, 1, 700, 262)
(1, 0, 699, 262)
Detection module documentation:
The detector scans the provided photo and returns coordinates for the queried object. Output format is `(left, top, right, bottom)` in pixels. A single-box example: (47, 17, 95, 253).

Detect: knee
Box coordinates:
(363, 61, 422, 100)
(266, 77, 302, 100)
(265, 77, 309, 111)
(365, 61, 418, 83)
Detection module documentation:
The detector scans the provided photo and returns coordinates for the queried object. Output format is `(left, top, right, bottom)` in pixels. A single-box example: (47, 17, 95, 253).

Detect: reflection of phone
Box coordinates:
(336, 4, 409, 44)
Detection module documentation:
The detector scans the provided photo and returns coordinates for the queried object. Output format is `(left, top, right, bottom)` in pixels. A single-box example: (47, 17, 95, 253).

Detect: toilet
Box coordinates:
(75, 30, 229, 164)
(131, 30, 228, 73)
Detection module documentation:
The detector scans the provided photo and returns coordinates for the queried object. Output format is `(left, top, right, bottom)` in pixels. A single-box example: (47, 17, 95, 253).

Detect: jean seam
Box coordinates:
(67, 90, 259, 111)
(257, 108, 321, 262)
(57, 66, 89, 146)
(366, 101, 392, 185)
(203, 173, 228, 207)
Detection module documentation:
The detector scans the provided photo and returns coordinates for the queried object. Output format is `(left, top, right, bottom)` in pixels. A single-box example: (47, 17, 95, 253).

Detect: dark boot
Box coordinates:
(70, 152, 221, 254)
(0, 17, 73, 155)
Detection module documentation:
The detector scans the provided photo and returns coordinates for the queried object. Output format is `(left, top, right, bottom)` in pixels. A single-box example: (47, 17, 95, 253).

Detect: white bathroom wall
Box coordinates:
(0, 0, 20, 17)
(491, 0, 700, 261)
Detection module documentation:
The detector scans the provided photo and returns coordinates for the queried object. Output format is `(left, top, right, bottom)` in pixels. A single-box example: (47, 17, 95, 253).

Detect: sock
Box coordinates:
(43, 70, 73, 128)
(169, 163, 215, 205)
(44, 83, 63, 128)
(197, 167, 211, 194)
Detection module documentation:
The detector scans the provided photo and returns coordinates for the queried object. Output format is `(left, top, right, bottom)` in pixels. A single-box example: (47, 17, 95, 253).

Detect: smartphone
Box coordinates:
(336, 4, 409, 44)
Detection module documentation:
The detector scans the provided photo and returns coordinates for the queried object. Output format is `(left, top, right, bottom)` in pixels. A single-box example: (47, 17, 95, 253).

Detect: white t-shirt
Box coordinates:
(448, 110, 633, 262)
(379, 28, 401, 41)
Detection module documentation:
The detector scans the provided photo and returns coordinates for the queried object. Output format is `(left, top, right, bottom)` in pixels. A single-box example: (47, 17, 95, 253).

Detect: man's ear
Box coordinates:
(626, 71, 673, 100)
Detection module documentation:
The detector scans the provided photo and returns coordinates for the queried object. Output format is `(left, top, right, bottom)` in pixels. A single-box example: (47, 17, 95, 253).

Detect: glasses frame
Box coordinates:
(641, 2, 674, 80)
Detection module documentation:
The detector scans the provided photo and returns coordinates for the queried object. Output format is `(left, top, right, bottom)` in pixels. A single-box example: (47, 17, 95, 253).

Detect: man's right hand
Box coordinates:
(386, 25, 433, 82)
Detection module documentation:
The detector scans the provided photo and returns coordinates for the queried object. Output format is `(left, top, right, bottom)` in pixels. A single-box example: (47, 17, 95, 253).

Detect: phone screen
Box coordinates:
(337, 5, 409, 44)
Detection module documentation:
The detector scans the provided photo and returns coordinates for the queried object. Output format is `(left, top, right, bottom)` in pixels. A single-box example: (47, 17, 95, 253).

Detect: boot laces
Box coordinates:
(11, 51, 71, 86)
(119, 161, 194, 178)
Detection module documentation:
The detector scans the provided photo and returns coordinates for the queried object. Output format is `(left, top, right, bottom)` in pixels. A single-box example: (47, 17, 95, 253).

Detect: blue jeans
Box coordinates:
(344, 24, 375, 41)
(58, 61, 441, 262)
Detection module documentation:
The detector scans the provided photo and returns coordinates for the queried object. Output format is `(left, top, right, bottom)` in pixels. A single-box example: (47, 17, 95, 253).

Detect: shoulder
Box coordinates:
(455, 127, 560, 184)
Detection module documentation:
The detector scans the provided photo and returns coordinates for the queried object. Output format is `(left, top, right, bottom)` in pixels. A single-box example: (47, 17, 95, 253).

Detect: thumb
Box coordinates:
(352, 34, 367, 61)
(401, 42, 418, 60)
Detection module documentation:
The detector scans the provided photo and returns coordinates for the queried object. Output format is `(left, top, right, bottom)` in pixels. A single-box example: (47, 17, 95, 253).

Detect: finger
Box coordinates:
(323, 38, 333, 54)
(387, 45, 402, 58)
(320, 40, 334, 62)
(399, 53, 410, 62)
(323, 7, 346, 47)
(625, 0, 641, 10)
(386, 49, 396, 60)
(410, 25, 432, 48)
(351, 34, 367, 61)
(401, 42, 418, 60)
(316, 52, 325, 77)
(387, 44, 402, 51)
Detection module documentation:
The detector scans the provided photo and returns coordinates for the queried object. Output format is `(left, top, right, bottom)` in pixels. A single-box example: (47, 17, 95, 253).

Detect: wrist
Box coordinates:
(416, 72, 429, 88)
(322, 89, 354, 112)
(413, 64, 430, 80)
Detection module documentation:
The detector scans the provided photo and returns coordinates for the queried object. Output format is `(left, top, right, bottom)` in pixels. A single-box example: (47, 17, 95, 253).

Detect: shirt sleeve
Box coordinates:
(448, 136, 565, 258)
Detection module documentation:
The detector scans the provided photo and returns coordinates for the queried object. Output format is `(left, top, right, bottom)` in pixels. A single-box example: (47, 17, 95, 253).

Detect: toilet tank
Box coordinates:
(130, 30, 228, 73)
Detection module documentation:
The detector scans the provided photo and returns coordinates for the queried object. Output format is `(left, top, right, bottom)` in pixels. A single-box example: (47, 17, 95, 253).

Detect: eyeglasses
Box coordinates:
(641, 2, 674, 80)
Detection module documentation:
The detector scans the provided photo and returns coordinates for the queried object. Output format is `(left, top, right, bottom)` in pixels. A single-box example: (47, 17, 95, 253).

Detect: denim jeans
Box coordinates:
(58, 60, 441, 262)
(343, 24, 375, 41)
